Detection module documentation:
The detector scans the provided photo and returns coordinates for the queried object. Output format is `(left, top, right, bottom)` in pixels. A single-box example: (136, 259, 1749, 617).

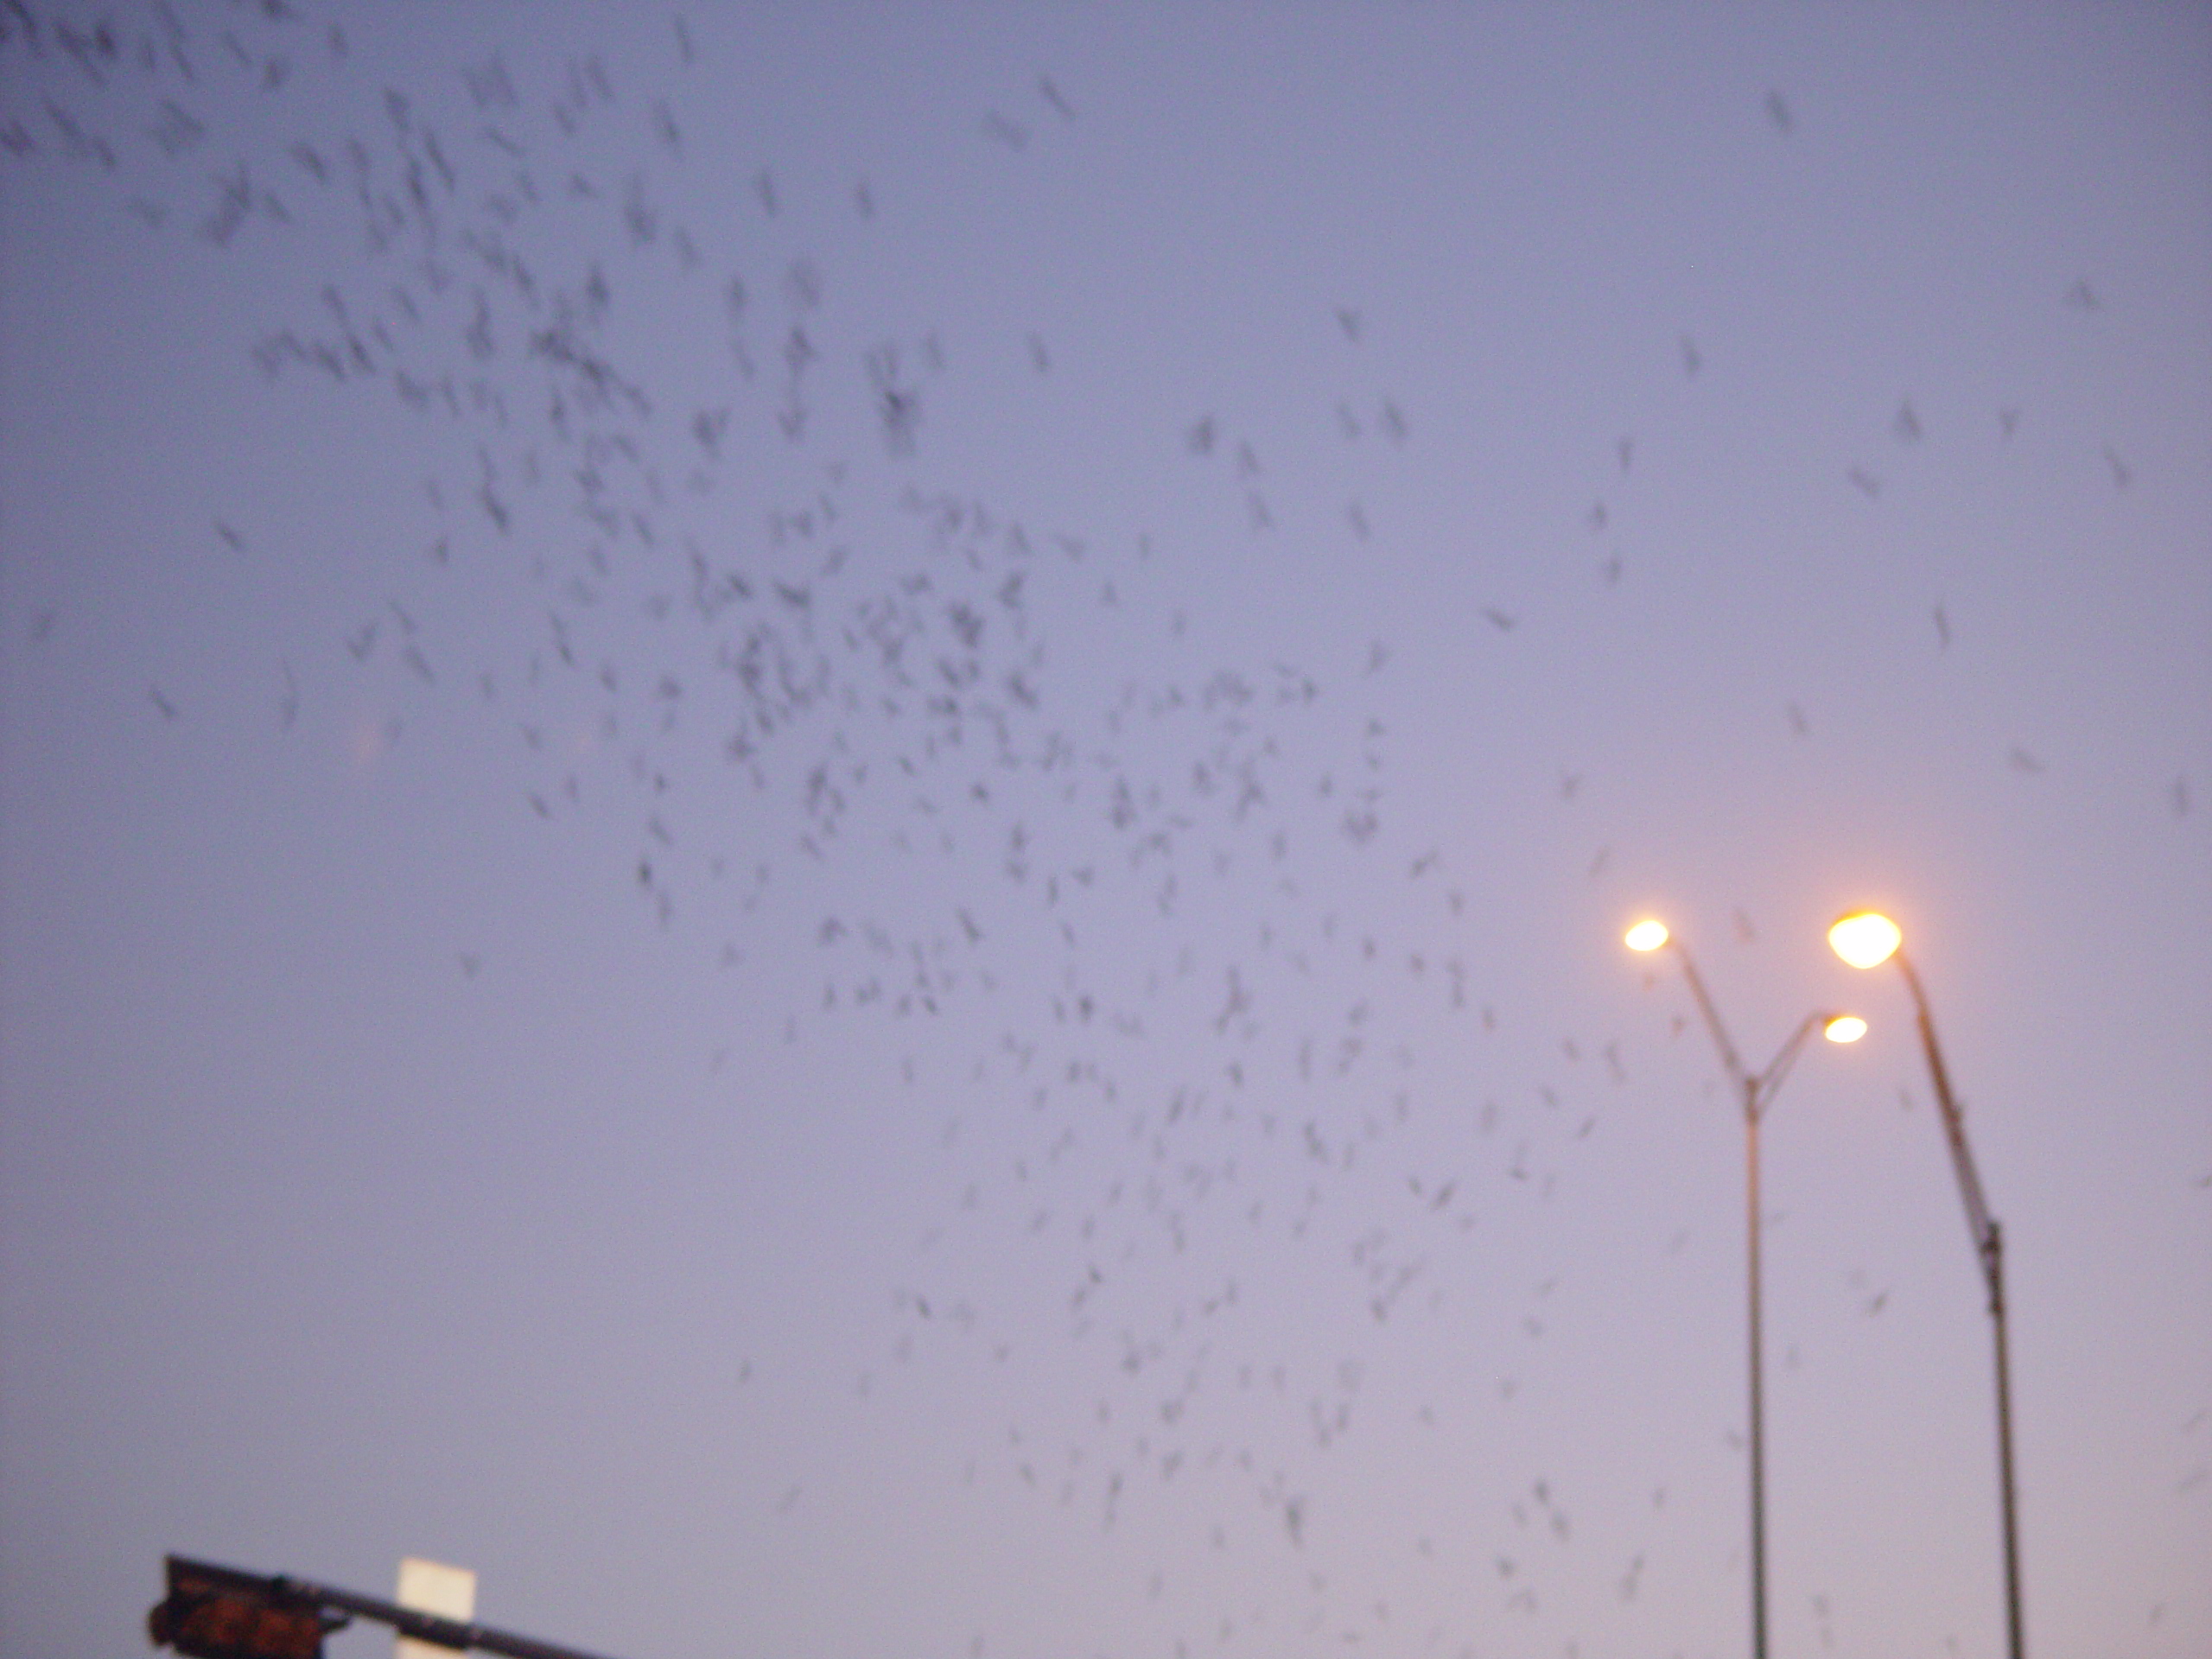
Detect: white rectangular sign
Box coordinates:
(396, 1558, 476, 1659)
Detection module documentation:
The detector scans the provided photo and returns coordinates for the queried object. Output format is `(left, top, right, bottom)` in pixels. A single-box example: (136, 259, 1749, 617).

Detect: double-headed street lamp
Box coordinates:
(1624, 917, 1864, 1659)
(1829, 911, 2025, 1659)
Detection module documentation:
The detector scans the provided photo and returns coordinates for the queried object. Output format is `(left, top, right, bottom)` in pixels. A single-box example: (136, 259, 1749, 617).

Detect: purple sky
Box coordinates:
(3, 5, 2208, 1657)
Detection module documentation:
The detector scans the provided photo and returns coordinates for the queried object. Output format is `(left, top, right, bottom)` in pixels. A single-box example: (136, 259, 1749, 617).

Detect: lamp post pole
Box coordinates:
(1893, 949, 2025, 1659)
(1627, 920, 1862, 1659)
(1828, 912, 2024, 1659)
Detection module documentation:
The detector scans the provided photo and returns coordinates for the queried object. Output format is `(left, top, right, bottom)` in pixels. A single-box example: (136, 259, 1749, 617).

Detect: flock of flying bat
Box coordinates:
(4, 3, 2202, 1654)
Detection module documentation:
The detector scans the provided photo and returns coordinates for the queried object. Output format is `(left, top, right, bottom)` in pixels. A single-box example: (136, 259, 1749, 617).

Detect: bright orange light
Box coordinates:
(1828, 912, 1903, 969)
(1624, 919, 1669, 952)
(1822, 1014, 1868, 1044)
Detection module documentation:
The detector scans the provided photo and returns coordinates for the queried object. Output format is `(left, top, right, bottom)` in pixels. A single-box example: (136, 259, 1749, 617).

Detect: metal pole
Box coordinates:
(1745, 1075, 1768, 1659)
(1666, 943, 1822, 1659)
(1895, 952, 2024, 1659)
(1988, 1225, 2025, 1659)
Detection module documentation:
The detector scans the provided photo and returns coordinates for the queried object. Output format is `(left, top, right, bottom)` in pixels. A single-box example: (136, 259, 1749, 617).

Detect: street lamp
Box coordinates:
(1827, 911, 2025, 1659)
(1624, 917, 1863, 1659)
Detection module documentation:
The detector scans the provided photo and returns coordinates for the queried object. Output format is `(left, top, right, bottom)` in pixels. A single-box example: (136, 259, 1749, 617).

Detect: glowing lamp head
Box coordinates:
(1822, 1014, 1868, 1044)
(1828, 912, 1904, 969)
(1624, 919, 1669, 953)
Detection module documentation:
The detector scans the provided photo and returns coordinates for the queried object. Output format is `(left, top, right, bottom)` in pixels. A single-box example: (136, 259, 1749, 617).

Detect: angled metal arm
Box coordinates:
(151, 1556, 631, 1659)
(1673, 944, 1826, 1122)
(1895, 951, 1999, 1294)
(1670, 942, 1750, 1094)
(1752, 1011, 1828, 1116)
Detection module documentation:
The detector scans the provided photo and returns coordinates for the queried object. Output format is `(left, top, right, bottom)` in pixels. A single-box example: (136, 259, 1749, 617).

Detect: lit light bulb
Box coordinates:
(1624, 918, 1669, 952)
(1828, 912, 1903, 969)
(1822, 1014, 1868, 1044)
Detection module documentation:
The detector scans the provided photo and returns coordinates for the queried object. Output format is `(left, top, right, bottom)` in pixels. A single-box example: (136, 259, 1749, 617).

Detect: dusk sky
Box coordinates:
(3, 5, 2207, 1657)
